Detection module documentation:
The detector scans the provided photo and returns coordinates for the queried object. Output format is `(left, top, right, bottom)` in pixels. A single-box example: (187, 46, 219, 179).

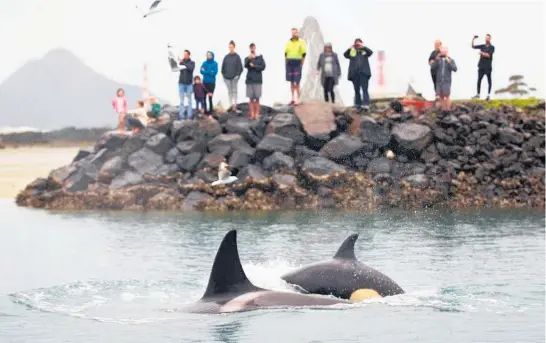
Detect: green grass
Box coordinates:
(454, 97, 543, 109)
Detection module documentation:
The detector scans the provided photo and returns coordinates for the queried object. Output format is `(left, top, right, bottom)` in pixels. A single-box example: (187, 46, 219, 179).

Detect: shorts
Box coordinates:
(436, 83, 451, 97)
(246, 84, 262, 100)
(286, 59, 302, 84)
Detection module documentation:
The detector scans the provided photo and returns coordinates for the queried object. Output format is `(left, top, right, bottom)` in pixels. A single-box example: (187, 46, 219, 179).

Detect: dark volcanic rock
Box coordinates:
(207, 134, 252, 155)
(95, 133, 127, 151)
(294, 145, 319, 165)
(128, 148, 164, 175)
(176, 152, 202, 173)
(360, 116, 391, 148)
(238, 164, 267, 180)
(176, 140, 206, 155)
(110, 171, 144, 189)
(121, 135, 147, 157)
(367, 157, 393, 174)
(302, 156, 346, 175)
(392, 123, 432, 154)
(266, 113, 305, 145)
(73, 148, 93, 162)
(145, 133, 174, 155)
(255, 134, 295, 161)
(263, 152, 295, 172)
(319, 134, 366, 164)
(294, 102, 336, 149)
(98, 156, 126, 183)
(229, 149, 254, 169)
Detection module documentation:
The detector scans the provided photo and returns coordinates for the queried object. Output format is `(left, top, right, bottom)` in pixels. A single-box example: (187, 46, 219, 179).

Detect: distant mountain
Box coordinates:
(0, 48, 166, 130)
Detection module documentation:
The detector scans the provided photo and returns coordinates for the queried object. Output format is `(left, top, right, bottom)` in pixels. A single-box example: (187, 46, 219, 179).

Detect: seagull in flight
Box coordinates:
(136, 0, 165, 18)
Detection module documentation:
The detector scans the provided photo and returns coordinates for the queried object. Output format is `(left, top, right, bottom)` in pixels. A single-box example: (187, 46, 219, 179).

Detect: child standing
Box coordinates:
(111, 88, 128, 134)
(193, 76, 208, 118)
(200, 51, 218, 115)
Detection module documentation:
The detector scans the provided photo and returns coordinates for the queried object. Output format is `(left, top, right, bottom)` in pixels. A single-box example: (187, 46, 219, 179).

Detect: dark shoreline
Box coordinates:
(15, 100, 546, 212)
(0, 127, 110, 149)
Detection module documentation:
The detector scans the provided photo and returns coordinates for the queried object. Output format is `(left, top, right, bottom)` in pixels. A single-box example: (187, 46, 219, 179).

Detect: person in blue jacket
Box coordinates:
(200, 51, 218, 115)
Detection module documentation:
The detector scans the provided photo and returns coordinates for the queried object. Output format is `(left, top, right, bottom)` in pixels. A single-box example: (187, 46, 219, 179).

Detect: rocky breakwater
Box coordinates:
(16, 101, 545, 211)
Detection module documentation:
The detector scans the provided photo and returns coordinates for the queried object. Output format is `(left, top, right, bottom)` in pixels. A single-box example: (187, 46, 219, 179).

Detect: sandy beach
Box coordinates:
(0, 146, 82, 199)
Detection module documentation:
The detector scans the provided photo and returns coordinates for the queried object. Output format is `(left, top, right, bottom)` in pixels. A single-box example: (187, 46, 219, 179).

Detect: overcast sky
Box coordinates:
(0, 0, 544, 106)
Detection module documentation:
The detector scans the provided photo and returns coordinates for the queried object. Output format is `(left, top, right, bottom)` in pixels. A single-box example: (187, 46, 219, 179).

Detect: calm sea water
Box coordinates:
(0, 199, 544, 343)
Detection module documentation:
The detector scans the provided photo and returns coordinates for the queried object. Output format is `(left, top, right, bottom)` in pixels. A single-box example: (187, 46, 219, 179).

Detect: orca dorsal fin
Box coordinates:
(333, 234, 358, 260)
(201, 230, 263, 300)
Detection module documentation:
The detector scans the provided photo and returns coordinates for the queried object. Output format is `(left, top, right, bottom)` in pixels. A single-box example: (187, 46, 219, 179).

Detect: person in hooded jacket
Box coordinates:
(316, 43, 341, 103)
(200, 51, 218, 115)
(344, 38, 373, 110)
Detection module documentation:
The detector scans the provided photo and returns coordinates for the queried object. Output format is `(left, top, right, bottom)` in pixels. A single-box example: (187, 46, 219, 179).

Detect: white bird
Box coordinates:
(212, 161, 238, 186)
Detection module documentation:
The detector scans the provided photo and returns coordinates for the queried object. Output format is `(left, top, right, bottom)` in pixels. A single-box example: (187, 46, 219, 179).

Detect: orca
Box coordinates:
(184, 230, 352, 314)
(281, 234, 405, 301)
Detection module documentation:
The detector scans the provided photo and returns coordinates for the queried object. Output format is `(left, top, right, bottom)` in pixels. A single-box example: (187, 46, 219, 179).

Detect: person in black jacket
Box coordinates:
(344, 38, 373, 110)
(428, 40, 442, 98)
(244, 43, 266, 120)
(471, 34, 495, 100)
(178, 50, 195, 119)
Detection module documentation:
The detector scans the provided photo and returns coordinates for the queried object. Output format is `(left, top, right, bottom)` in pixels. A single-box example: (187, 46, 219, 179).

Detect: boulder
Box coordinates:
(165, 147, 182, 164)
(302, 156, 346, 175)
(145, 133, 174, 155)
(272, 174, 297, 186)
(72, 148, 93, 162)
(360, 116, 391, 148)
(255, 134, 295, 161)
(121, 135, 146, 157)
(128, 148, 164, 175)
(263, 152, 295, 172)
(49, 165, 77, 186)
(392, 123, 432, 154)
(207, 134, 252, 155)
(229, 149, 254, 169)
(367, 157, 393, 174)
(98, 156, 126, 183)
(294, 145, 319, 165)
(109, 171, 144, 189)
(198, 154, 225, 169)
(225, 117, 259, 145)
(183, 191, 213, 211)
(294, 101, 336, 149)
(95, 133, 127, 151)
(237, 164, 267, 180)
(197, 118, 223, 141)
(319, 134, 367, 164)
(497, 127, 524, 145)
(64, 168, 95, 192)
(176, 140, 206, 155)
(266, 113, 305, 144)
(404, 174, 429, 187)
(171, 120, 199, 142)
(175, 152, 202, 173)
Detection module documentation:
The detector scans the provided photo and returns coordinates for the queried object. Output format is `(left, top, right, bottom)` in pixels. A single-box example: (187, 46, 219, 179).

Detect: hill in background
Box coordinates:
(0, 48, 166, 130)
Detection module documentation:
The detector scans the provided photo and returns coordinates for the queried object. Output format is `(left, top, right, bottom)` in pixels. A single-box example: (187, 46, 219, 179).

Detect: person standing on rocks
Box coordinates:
(343, 38, 373, 111)
(316, 43, 341, 103)
(428, 40, 442, 98)
(244, 43, 266, 120)
(221, 41, 244, 113)
(200, 51, 218, 115)
(285, 28, 307, 105)
(112, 88, 128, 134)
(471, 34, 495, 101)
(430, 46, 457, 111)
(178, 50, 195, 120)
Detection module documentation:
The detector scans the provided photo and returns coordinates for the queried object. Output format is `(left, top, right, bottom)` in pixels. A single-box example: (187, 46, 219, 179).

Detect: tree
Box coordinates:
(495, 75, 537, 96)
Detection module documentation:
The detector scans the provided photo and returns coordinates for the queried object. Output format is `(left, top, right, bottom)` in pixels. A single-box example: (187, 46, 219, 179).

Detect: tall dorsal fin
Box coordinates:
(201, 230, 264, 300)
(333, 234, 358, 260)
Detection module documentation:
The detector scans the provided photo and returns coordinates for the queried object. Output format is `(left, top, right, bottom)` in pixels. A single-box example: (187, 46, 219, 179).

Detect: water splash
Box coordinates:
(8, 260, 525, 323)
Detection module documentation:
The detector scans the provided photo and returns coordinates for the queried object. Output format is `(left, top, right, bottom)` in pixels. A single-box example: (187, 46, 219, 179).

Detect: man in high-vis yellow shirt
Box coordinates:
(285, 28, 307, 105)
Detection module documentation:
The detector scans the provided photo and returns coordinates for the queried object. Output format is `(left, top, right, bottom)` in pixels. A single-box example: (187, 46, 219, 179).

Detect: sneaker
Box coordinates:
(472, 95, 480, 100)
(486, 96, 490, 101)
(361, 105, 370, 112)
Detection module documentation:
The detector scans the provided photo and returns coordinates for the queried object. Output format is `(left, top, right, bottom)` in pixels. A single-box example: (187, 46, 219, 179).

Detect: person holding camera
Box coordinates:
(344, 38, 373, 110)
(428, 40, 442, 97)
(430, 46, 457, 111)
(471, 34, 495, 100)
